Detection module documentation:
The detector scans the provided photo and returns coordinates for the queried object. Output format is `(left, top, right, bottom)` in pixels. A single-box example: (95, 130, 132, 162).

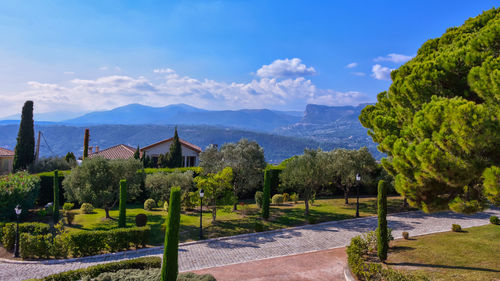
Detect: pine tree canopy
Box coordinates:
(13, 100, 35, 171)
(359, 8, 500, 213)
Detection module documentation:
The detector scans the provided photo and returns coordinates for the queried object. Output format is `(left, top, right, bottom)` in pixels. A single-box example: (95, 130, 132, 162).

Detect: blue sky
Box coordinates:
(0, 0, 497, 118)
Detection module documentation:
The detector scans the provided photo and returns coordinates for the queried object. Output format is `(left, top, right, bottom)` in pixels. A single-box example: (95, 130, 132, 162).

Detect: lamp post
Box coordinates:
(199, 189, 204, 240)
(13, 205, 21, 258)
(355, 174, 361, 218)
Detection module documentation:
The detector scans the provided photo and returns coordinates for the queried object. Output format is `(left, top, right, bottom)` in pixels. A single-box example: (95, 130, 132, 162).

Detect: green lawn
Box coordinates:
(386, 224, 500, 281)
(66, 196, 409, 245)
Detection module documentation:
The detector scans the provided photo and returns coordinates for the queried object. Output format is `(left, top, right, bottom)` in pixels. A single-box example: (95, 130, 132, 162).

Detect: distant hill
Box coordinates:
(64, 103, 302, 132)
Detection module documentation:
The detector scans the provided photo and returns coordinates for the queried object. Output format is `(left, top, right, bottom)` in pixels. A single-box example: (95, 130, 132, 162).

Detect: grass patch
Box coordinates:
(386, 224, 500, 281)
(67, 196, 409, 245)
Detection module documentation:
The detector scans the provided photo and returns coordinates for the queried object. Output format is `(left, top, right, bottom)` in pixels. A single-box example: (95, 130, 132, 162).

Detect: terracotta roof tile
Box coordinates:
(88, 144, 135, 160)
(0, 147, 14, 157)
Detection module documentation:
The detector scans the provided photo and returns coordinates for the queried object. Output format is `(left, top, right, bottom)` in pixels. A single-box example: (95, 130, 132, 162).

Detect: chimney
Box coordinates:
(89, 146, 93, 154)
(95, 146, 99, 153)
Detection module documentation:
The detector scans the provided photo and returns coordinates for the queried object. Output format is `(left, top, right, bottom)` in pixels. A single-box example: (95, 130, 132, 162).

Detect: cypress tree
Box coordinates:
(161, 186, 182, 281)
(53, 170, 60, 223)
(134, 145, 140, 159)
(13, 100, 35, 171)
(169, 127, 183, 168)
(377, 180, 388, 262)
(83, 129, 90, 160)
(118, 179, 127, 228)
(262, 169, 271, 219)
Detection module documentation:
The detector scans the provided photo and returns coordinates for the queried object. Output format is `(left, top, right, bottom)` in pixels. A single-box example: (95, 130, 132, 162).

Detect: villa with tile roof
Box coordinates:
(0, 147, 14, 175)
(87, 144, 136, 160)
(141, 137, 202, 167)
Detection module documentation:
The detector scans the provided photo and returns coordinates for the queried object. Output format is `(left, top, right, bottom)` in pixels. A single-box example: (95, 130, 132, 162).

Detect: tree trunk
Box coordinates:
(304, 192, 309, 216)
(105, 208, 111, 219)
(403, 197, 408, 209)
(212, 198, 217, 221)
(344, 188, 349, 205)
(232, 190, 238, 211)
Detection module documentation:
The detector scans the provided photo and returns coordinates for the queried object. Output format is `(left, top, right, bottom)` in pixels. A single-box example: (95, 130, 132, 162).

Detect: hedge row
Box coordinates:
(1, 222, 50, 251)
(144, 167, 202, 176)
(30, 256, 161, 281)
(36, 172, 66, 206)
(347, 232, 428, 281)
(18, 226, 150, 259)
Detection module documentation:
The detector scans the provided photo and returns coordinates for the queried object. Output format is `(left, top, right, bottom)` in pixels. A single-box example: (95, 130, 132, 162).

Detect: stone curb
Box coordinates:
(344, 265, 356, 281)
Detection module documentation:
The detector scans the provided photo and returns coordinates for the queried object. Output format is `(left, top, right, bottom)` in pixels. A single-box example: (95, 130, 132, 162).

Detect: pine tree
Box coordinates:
(161, 186, 182, 281)
(134, 145, 140, 159)
(169, 127, 183, 168)
(83, 129, 90, 160)
(53, 170, 60, 223)
(262, 169, 271, 219)
(377, 180, 388, 262)
(118, 179, 127, 228)
(13, 101, 35, 171)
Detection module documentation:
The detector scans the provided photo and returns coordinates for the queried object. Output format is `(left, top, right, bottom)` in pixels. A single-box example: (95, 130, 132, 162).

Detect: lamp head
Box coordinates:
(199, 189, 204, 198)
(356, 174, 361, 181)
(14, 205, 22, 215)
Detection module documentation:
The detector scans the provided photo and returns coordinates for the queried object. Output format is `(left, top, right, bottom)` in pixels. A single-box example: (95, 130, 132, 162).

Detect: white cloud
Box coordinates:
(371, 64, 393, 80)
(154, 68, 176, 74)
(374, 53, 413, 63)
(346, 62, 358, 68)
(351, 72, 366, 76)
(63, 71, 75, 75)
(256, 58, 316, 78)
(0, 59, 373, 118)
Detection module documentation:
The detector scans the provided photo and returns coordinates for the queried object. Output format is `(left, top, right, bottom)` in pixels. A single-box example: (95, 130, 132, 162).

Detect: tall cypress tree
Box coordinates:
(53, 170, 60, 223)
(262, 169, 271, 219)
(134, 145, 140, 159)
(161, 186, 182, 281)
(169, 127, 183, 168)
(377, 180, 388, 262)
(83, 129, 90, 160)
(118, 179, 127, 228)
(13, 101, 35, 171)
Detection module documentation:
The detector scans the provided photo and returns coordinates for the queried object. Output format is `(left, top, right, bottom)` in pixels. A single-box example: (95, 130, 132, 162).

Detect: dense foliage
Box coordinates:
(63, 157, 144, 218)
(162, 186, 182, 281)
(1, 222, 50, 251)
(13, 100, 35, 171)
(0, 172, 40, 220)
(145, 171, 194, 203)
(53, 170, 60, 223)
(359, 8, 500, 213)
(28, 156, 76, 173)
(194, 167, 233, 221)
(262, 170, 271, 219)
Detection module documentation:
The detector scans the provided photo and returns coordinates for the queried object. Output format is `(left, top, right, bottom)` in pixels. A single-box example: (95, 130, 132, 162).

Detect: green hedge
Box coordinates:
(33, 256, 162, 281)
(267, 167, 282, 196)
(37, 171, 68, 206)
(1, 222, 50, 251)
(144, 167, 202, 176)
(18, 226, 150, 259)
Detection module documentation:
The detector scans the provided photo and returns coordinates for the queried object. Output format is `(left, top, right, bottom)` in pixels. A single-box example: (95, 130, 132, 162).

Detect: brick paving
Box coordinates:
(1, 207, 499, 281)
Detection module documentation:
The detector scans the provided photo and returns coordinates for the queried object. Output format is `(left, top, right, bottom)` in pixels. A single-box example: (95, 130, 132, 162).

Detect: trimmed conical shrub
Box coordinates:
(262, 169, 271, 219)
(13, 100, 35, 171)
(377, 180, 388, 261)
(161, 186, 182, 281)
(53, 170, 60, 223)
(118, 179, 127, 228)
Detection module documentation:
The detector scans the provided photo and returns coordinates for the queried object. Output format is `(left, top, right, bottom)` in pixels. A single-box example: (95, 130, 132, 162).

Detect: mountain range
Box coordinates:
(0, 103, 381, 162)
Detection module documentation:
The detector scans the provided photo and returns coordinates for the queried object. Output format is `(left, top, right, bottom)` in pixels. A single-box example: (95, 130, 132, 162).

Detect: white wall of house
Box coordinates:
(142, 140, 200, 167)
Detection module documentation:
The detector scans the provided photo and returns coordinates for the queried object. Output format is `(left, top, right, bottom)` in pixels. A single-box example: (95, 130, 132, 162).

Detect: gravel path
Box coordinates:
(1, 208, 499, 281)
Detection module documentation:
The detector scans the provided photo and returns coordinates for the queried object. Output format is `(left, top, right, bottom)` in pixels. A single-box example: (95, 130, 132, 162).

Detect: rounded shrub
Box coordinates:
(163, 201, 169, 211)
(255, 191, 263, 208)
(62, 202, 74, 211)
(80, 203, 94, 214)
(402, 231, 409, 240)
(452, 224, 462, 232)
(254, 222, 264, 232)
(135, 214, 148, 227)
(282, 193, 290, 202)
(271, 194, 284, 205)
(65, 211, 75, 225)
(490, 216, 499, 225)
(144, 199, 156, 211)
(307, 215, 317, 224)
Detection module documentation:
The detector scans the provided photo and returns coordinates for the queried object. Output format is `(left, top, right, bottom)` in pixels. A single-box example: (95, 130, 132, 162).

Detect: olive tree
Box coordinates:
(194, 167, 233, 221)
(64, 157, 144, 218)
(145, 171, 194, 203)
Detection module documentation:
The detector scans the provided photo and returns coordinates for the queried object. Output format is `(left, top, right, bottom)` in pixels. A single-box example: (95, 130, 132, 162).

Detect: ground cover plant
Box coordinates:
(386, 224, 500, 281)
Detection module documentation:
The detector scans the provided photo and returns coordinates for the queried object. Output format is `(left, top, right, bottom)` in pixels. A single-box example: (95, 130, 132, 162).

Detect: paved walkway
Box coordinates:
(1, 208, 499, 281)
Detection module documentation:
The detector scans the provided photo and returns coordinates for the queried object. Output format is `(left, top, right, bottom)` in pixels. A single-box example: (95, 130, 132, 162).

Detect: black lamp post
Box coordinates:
(199, 189, 204, 239)
(355, 174, 361, 218)
(13, 205, 21, 258)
